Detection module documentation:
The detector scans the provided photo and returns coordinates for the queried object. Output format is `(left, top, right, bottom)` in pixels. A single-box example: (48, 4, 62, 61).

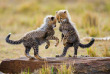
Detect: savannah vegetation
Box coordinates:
(0, 0, 110, 73)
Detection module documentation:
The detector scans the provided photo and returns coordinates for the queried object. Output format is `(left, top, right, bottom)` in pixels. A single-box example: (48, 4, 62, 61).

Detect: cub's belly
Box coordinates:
(67, 35, 79, 43)
(36, 38, 47, 45)
(67, 37, 76, 43)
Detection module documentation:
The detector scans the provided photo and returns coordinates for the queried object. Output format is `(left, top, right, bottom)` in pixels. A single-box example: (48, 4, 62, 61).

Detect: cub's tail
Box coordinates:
(6, 33, 23, 44)
(79, 38, 95, 48)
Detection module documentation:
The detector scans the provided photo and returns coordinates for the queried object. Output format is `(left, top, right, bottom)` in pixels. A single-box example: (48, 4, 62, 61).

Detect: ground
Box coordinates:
(0, 0, 110, 63)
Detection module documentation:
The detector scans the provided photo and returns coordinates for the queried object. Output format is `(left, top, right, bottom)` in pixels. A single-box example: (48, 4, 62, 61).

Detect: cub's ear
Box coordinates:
(64, 11, 66, 13)
(51, 17, 54, 20)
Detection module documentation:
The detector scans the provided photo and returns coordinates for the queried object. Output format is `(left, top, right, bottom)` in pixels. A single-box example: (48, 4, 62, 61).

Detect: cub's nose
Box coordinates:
(58, 21, 60, 23)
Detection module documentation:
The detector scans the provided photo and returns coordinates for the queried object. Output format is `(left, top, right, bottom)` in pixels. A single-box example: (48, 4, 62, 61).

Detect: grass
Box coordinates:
(82, 12, 100, 37)
(82, 12, 98, 27)
(87, 48, 99, 57)
(86, 27, 100, 37)
(87, 46, 110, 57)
(21, 64, 75, 74)
(102, 46, 110, 57)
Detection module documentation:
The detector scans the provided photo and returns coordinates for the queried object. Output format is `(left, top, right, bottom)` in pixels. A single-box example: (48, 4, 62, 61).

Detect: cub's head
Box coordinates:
(56, 10, 70, 23)
(44, 15, 56, 28)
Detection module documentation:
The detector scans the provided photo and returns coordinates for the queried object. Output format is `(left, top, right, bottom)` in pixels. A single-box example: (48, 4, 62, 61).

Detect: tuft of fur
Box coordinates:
(56, 10, 95, 57)
(6, 15, 59, 60)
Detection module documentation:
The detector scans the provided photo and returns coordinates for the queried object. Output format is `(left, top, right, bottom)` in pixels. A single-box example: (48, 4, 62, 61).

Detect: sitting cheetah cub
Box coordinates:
(6, 15, 59, 60)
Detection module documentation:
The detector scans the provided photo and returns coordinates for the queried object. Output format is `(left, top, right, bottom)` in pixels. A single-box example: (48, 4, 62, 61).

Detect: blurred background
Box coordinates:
(0, 0, 110, 62)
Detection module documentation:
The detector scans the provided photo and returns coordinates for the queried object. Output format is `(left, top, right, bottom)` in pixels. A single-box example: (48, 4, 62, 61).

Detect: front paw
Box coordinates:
(45, 45, 49, 49)
(63, 43, 67, 47)
(55, 39, 59, 47)
(55, 44, 58, 47)
(55, 41, 59, 47)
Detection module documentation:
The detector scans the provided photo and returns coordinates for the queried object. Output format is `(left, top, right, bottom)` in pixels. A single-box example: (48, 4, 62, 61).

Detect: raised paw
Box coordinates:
(63, 43, 67, 47)
(55, 42, 59, 47)
(55, 40, 59, 47)
(55, 44, 57, 47)
(45, 45, 49, 49)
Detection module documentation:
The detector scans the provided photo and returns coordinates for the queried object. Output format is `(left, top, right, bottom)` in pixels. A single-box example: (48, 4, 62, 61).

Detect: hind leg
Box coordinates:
(68, 44, 79, 58)
(25, 46, 35, 59)
(73, 44, 78, 57)
(56, 43, 72, 57)
(33, 44, 45, 60)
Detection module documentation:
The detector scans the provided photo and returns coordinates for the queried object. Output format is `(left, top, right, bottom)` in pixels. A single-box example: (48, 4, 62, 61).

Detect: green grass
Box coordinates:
(102, 47, 110, 57)
(87, 48, 99, 57)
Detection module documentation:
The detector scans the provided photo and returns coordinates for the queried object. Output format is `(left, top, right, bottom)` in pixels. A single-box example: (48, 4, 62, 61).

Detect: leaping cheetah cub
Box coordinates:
(6, 15, 59, 60)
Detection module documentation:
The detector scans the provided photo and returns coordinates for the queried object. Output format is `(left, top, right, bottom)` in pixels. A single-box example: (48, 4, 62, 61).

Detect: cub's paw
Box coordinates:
(55, 44, 58, 47)
(29, 57, 36, 60)
(55, 40, 59, 47)
(63, 43, 67, 47)
(55, 42, 59, 47)
(35, 55, 46, 61)
(45, 45, 49, 49)
(56, 55, 60, 57)
(68, 55, 72, 57)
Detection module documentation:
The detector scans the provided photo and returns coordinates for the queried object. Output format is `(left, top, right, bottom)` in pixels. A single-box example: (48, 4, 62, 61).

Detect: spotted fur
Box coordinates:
(56, 10, 95, 57)
(6, 15, 59, 60)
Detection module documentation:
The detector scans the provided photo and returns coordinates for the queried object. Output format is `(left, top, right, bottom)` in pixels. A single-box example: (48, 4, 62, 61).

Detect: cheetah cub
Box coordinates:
(55, 10, 95, 57)
(6, 15, 59, 60)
